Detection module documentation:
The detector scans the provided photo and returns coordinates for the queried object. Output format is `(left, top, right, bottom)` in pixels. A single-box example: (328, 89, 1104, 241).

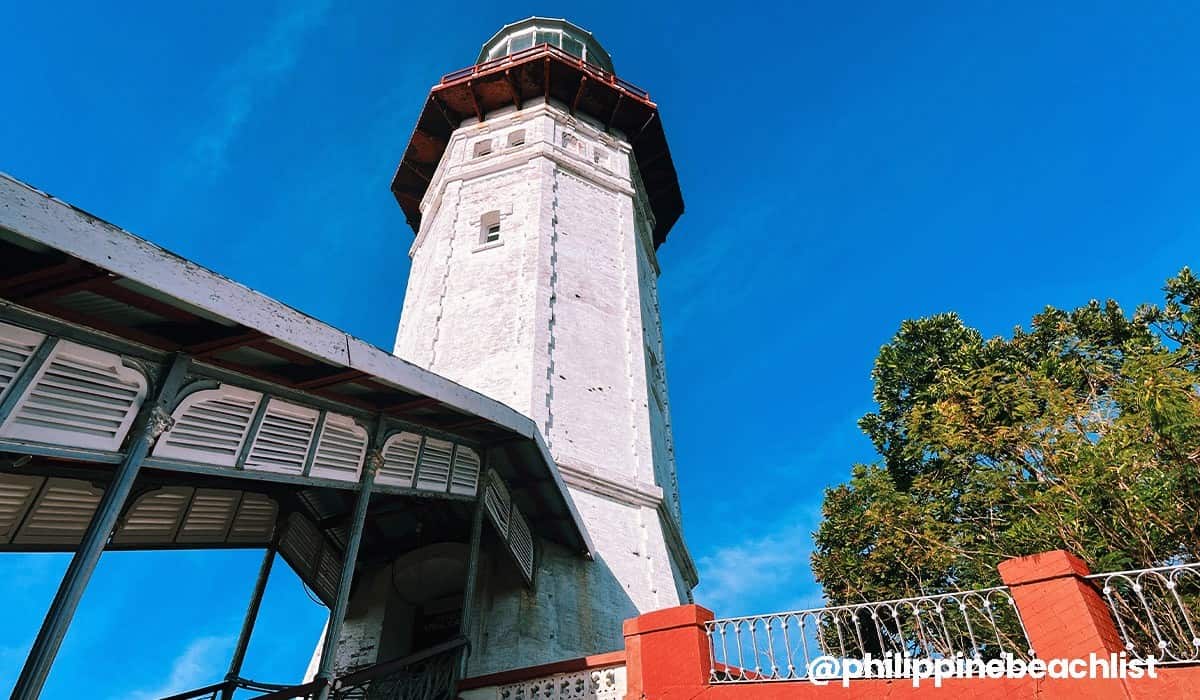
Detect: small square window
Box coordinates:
(480, 211, 502, 245)
(508, 130, 526, 148)
(473, 140, 492, 158)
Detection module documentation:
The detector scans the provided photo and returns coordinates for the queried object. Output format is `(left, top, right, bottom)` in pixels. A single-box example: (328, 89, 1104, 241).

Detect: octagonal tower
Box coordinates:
(392, 18, 694, 673)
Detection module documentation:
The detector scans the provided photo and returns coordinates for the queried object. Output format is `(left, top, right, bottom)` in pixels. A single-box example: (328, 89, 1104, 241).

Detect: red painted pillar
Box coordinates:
(623, 604, 714, 699)
(999, 550, 1129, 699)
(998, 550, 1125, 659)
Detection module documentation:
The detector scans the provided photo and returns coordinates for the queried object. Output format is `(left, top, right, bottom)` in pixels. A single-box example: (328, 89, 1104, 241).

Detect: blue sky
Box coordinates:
(2, 1, 1199, 696)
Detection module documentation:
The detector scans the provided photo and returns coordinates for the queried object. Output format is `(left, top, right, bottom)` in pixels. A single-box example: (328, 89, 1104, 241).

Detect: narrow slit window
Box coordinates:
(481, 211, 502, 244)
(473, 140, 492, 158)
(508, 130, 526, 147)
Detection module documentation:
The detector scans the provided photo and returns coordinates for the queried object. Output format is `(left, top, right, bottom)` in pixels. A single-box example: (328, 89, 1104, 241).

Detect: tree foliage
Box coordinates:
(813, 269, 1200, 604)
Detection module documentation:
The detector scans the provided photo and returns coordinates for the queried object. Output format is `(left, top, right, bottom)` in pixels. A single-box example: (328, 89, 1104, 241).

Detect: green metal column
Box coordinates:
(456, 455, 490, 677)
(0, 336, 57, 426)
(11, 353, 191, 700)
(457, 490, 486, 677)
(313, 419, 382, 700)
(221, 543, 277, 700)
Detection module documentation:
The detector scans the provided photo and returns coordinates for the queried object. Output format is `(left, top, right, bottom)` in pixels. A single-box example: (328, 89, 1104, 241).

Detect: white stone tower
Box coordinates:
(391, 18, 695, 672)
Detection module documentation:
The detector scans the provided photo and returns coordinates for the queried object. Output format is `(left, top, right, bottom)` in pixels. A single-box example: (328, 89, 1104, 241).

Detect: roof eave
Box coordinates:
(0, 171, 594, 557)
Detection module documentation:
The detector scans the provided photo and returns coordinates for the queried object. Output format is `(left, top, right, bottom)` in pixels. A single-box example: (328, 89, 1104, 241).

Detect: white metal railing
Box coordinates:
(1088, 562, 1200, 665)
(706, 587, 1033, 683)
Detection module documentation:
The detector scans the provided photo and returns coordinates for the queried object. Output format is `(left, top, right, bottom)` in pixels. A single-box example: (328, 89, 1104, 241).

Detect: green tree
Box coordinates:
(813, 269, 1200, 605)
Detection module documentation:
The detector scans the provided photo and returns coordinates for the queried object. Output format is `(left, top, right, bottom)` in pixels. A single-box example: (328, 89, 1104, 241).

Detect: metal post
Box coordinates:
(0, 336, 57, 426)
(221, 543, 277, 700)
(12, 353, 191, 700)
(457, 480, 487, 677)
(313, 419, 382, 700)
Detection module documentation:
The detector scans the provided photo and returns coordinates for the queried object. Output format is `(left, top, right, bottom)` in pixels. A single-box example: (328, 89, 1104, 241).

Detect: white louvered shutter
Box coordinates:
(314, 547, 341, 604)
(379, 432, 421, 488)
(227, 492, 277, 543)
(0, 341, 148, 451)
(112, 487, 191, 545)
(0, 473, 42, 544)
(278, 512, 338, 605)
(279, 513, 319, 580)
(0, 322, 46, 404)
(509, 505, 535, 582)
(175, 488, 240, 544)
(154, 386, 262, 467)
(309, 414, 367, 482)
(449, 446, 481, 496)
(245, 399, 319, 475)
(415, 437, 453, 492)
(14, 478, 102, 545)
(484, 472, 511, 538)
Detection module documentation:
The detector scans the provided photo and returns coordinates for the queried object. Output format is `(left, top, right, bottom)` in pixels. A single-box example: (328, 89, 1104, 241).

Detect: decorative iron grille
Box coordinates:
(161, 639, 466, 700)
(706, 587, 1033, 683)
(332, 637, 466, 700)
(159, 677, 313, 700)
(497, 665, 626, 700)
(1087, 562, 1200, 665)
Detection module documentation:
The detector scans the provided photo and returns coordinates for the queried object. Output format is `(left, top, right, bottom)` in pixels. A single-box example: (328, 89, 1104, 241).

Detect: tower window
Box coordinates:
(473, 140, 492, 158)
(561, 132, 579, 152)
(480, 211, 502, 244)
(508, 130, 526, 147)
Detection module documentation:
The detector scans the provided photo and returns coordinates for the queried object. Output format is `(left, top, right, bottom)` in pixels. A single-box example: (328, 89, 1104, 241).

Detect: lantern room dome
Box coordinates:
(478, 17, 614, 73)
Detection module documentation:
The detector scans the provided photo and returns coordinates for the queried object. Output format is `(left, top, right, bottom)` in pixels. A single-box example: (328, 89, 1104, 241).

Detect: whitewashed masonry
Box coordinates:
(393, 95, 697, 673)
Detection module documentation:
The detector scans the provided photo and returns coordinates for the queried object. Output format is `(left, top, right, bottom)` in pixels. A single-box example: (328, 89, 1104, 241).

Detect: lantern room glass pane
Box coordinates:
(479, 21, 612, 72)
(561, 35, 584, 59)
(510, 31, 534, 52)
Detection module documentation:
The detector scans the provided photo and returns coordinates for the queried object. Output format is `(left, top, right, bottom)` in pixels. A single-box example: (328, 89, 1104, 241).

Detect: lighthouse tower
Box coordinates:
(391, 18, 694, 673)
